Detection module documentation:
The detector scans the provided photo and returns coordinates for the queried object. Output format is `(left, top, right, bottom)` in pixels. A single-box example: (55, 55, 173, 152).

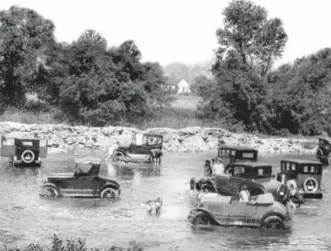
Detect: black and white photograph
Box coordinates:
(0, 0, 330, 250)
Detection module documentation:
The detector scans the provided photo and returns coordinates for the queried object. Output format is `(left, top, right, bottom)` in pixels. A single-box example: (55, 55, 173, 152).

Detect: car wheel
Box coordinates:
(100, 187, 118, 199)
(250, 189, 264, 196)
(41, 186, 59, 197)
(191, 212, 212, 226)
(21, 150, 35, 164)
(262, 215, 285, 229)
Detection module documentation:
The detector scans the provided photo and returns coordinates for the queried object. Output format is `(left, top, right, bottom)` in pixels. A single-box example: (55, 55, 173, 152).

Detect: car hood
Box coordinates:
(47, 172, 74, 180)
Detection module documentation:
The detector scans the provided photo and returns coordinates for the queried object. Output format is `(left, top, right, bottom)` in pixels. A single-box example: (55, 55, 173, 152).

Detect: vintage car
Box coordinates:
(276, 159, 324, 199)
(190, 162, 295, 205)
(316, 138, 331, 165)
(0, 136, 48, 167)
(203, 145, 258, 175)
(40, 157, 121, 199)
(188, 193, 292, 229)
(113, 133, 163, 164)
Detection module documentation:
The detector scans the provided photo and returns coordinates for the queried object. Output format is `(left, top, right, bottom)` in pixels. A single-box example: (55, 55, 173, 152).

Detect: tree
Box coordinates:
(0, 6, 55, 108)
(216, 0, 287, 78)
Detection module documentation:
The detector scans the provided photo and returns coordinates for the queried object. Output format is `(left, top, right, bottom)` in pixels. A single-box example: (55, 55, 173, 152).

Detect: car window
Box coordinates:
(145, 136, 162, 146)
(233, 166, 245, 176)
(21, 141, 34, 146)
(2, 138, 15, 146)
(254, 167, 271, 177)
(230, 150, 236, 156)
(302, 165, 319, 174)
(75, 163, 92, 174)
(242, 152, 255, 159)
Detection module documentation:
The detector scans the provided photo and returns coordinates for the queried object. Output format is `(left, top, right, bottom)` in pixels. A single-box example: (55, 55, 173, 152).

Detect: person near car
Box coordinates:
(239, 185, 250, 202)
(105, 141, 120, 162)
(212, 157, 225, 177)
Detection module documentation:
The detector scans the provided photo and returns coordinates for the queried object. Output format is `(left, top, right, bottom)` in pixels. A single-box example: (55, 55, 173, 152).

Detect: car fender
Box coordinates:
(260, 207, 287, 226)
(189, 208, 219, 225)
(264, 179, 282, 193)
(101, 181, 120, 191)
(42, 182, 59, 191)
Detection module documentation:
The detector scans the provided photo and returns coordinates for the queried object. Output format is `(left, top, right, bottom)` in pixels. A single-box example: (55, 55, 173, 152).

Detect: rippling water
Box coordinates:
(0, 149, 330, 251)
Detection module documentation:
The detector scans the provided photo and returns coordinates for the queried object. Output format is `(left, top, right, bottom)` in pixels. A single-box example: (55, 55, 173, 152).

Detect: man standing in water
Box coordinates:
(105, 141, 120, 162)
(212, 157, 225, 177)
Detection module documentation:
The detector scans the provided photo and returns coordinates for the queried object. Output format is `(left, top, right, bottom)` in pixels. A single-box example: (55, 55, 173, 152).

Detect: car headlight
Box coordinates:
(277, 184, 288, 202)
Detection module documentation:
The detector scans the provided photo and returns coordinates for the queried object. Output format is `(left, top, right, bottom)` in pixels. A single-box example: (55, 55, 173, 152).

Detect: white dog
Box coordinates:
(141, 197, 163, 214)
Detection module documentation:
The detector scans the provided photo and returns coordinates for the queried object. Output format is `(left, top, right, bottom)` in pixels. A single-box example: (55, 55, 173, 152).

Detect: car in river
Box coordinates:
(316, 138, 331, 165)
(203, 145, 258, 176)
(40, 157, 121, 199)
(190, 162, 292, 205)
(276, 159, 324, 199)
(188, 193, 292, 229)
(0, 136, 48, 167)
(112, 132, 163, 164)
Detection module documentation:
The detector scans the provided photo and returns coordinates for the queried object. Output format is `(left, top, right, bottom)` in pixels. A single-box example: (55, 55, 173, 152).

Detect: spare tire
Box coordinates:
(21, 149, 35, 164)
(303, 177, 318, 192)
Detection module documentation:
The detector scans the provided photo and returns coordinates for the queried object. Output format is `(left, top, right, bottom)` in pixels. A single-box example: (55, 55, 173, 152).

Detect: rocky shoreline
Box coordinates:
(0, 121, 319, 156)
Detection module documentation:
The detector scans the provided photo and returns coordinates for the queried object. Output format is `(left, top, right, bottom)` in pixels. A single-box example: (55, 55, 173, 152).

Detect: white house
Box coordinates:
(177, 79, 191, 94)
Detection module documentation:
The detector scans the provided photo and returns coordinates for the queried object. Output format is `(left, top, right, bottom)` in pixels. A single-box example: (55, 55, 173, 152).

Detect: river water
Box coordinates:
(0, 150, 330, 251)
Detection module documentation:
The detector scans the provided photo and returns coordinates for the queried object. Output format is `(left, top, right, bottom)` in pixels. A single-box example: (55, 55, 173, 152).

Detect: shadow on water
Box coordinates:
(0, 150, 331, 250)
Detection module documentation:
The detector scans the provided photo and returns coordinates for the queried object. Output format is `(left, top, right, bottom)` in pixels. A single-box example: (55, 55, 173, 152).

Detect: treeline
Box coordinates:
(0, 6, 169, 126)
(195, 0, 331, 136)
(1, 2, 330, 136)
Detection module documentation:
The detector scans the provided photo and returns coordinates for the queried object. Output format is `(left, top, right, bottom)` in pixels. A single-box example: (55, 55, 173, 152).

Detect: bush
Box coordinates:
(3, 234, 144, 251)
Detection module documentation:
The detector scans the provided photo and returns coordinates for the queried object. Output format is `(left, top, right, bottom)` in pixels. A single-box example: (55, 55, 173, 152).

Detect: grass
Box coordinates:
(2, 234, 145, 251)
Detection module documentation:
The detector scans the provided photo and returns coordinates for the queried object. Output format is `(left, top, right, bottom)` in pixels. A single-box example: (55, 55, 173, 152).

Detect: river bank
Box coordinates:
(0, 121, 319, 156)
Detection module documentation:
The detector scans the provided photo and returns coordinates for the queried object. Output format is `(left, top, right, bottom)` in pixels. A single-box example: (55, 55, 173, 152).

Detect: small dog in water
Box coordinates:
(141, 197, 163, 214)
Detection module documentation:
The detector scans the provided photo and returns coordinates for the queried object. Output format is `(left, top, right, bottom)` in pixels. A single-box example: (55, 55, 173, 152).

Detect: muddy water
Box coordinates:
(0, 150, 330, 251)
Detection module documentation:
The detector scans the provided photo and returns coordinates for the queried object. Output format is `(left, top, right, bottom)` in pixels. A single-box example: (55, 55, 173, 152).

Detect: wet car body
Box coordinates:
(113, 133, 163, 164)
(316, 138, 331, 165)
(188, 193, 292, 229)
(0, 136, 48, 167)
(277, 159, 324, 199)
(40, 157, 121, 198)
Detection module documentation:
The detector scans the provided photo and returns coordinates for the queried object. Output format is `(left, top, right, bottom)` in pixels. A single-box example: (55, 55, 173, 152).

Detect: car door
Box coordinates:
(0, 136, 16, 157)
(229, 165, 247, 195)
(66, 163, 98, 197)
(230, 200, 258, 227)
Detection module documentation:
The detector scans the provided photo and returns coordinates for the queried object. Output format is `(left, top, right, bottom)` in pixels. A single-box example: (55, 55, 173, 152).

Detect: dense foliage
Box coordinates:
(0, 6, 168, 126)
(197, 0, 331, 136)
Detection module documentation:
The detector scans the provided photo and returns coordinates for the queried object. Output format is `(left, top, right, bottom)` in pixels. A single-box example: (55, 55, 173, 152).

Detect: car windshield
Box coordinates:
(75, 163, 92, 174)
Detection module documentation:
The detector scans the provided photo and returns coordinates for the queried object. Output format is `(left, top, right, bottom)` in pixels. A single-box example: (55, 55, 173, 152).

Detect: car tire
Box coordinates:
(262, 215, 285, 229)
(100, 187, 118, 199)
(21, 150, 35, 164)
(41, 186, 59, 197)
(303, 177, 318, 192)
(191, 212, 212, 226)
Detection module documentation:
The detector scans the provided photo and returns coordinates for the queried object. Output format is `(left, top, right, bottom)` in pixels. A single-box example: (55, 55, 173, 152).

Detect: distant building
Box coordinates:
(177, 79, 191, 94)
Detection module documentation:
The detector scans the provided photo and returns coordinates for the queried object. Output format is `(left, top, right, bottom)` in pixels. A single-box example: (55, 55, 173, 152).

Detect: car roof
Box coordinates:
(142, 133, 163, 137)
(232, 161, 271, 167)
(218, 145, 257, 151)
(281, 158, 322, 165)
(3, 136, 43, 141)
(75, 157, 102, 165)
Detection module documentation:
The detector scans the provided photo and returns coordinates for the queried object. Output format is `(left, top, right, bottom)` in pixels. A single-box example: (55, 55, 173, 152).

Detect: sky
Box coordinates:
(1, 0, 331, 67)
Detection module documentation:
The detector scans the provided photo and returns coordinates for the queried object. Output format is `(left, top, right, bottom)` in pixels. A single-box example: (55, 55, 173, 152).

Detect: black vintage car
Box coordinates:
(277, 159, 324, 199)
(191, 162, 294, 205)
(40, 157, 121, 199)
(203, 145, 258, 176)
(316, 138, 331, 165)
(113, 133, 163, 163)
(0, 136, 48, 167)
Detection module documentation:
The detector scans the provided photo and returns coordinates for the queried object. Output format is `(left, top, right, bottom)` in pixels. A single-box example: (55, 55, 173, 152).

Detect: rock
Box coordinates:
(0, 121, 320, 155)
